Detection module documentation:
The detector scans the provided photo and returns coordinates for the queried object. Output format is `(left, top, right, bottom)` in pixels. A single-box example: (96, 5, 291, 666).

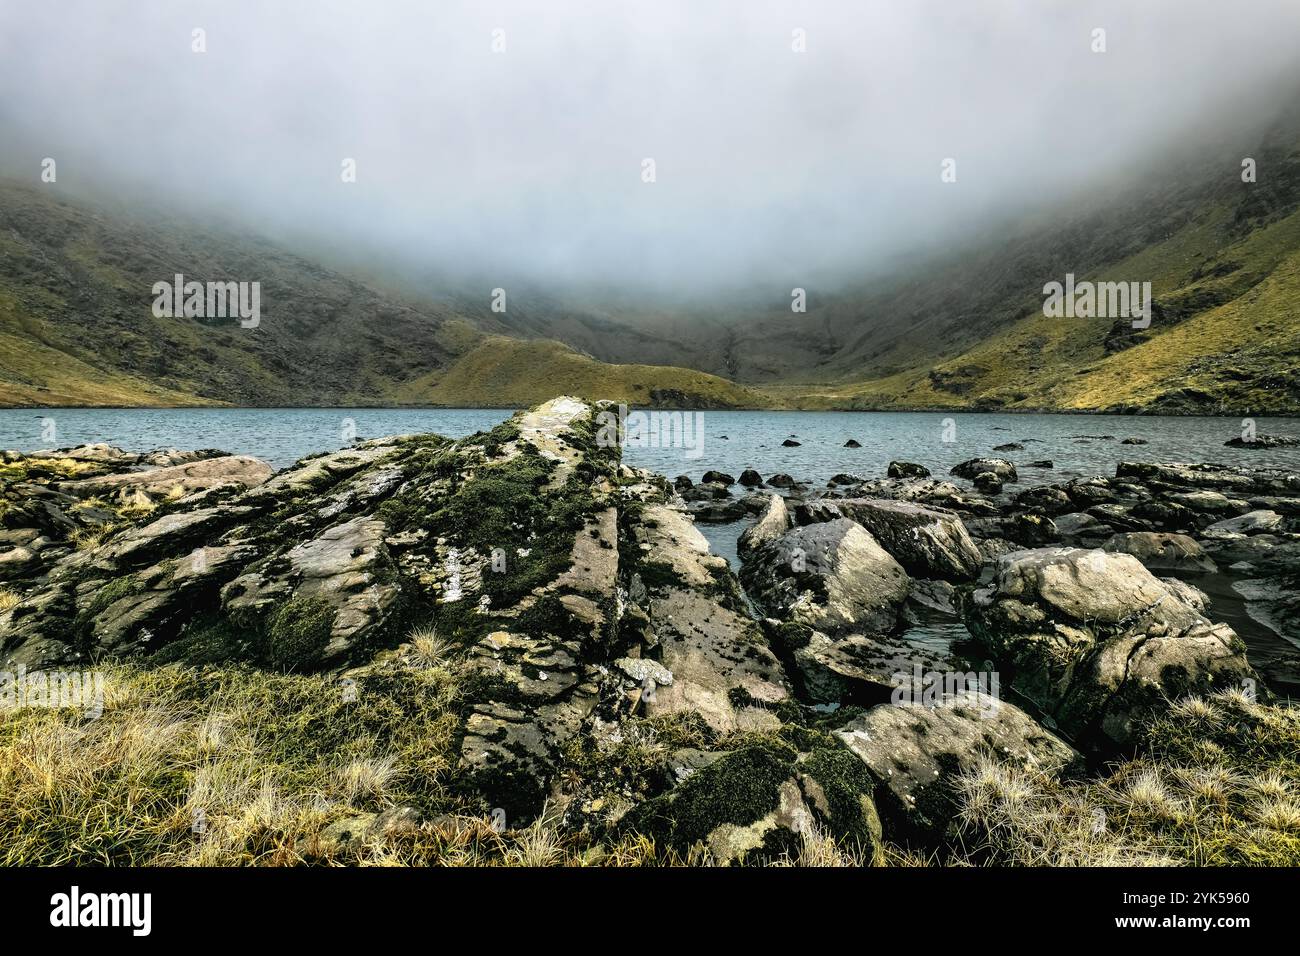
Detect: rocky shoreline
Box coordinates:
(2, 396, 1298, 864)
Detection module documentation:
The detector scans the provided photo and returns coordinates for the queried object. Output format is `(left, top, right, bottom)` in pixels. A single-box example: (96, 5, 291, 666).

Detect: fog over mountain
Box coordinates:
(3, 0, 1299, 299)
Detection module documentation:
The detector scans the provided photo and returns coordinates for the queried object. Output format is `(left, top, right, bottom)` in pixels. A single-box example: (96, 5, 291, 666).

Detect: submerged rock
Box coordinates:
(1225, 434, 1300, 448)
(887, 461, 931, 479)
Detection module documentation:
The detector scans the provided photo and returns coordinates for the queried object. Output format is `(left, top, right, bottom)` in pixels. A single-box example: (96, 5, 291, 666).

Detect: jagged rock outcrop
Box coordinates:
(7, 405, 1298, 861)
(737, 493, 791, 560)
(0, 397, 897, 851)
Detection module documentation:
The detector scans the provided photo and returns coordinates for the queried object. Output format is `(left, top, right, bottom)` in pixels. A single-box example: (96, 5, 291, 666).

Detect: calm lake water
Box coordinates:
(3, 407, 1299, 478)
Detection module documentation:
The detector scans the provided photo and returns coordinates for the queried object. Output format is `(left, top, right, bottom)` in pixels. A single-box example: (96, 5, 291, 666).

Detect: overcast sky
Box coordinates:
(3, 0, 1299, 296)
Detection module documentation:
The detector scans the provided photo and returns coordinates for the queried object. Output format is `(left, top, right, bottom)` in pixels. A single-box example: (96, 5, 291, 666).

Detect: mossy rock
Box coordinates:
(620, 740, 799, 858)
(265, 595, 334, 672)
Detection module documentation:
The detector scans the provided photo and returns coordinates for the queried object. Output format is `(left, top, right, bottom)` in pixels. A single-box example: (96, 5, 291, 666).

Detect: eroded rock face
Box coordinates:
(740, 519, 910, 637)
(629, 503, 789, 733)
(964, 548, 1258, 750)
(835, 694, 1079, 838)
(58, 455, 272, 502)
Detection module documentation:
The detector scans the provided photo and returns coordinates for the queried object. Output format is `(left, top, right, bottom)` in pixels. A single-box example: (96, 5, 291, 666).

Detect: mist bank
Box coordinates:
(3, 0, 1300, 296)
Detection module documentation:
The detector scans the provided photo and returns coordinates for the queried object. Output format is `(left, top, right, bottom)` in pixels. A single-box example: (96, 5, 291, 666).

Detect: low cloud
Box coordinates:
(2, 0, 1298, 297)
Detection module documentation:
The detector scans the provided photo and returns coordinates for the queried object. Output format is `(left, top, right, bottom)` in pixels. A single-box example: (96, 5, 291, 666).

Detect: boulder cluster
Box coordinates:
(1, 400, 1294, 861)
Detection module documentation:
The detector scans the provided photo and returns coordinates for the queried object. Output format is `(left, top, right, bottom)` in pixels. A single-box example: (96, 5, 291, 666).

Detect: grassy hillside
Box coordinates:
(397, 335, 774, 409)
(801, 195, 1300, 413)
(0, 180, 469, 406)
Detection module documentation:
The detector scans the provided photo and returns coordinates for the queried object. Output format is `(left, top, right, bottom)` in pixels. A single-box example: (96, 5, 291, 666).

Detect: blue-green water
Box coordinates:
(2, 407, 1297, 480)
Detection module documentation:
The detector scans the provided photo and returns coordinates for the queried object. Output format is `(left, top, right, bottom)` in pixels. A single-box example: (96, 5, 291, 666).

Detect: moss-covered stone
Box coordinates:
(265, 595, 334, 672)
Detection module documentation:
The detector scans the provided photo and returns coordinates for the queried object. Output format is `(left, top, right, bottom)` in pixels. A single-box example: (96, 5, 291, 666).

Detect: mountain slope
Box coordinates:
(3, 96, 1298, 413)
(0, 182, 766, 408)
(476, 102, 1300, 413)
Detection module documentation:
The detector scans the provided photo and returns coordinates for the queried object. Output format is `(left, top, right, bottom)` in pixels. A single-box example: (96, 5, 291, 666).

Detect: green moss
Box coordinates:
(514, 595, 581, 638)
(478, 419, 521, 458)
(800, 743, 883, 852)
(636, 560, 688, 592)
(620, 740, 798, 854)
(149, 617, 250, 666)
(264, 595, 334, 672)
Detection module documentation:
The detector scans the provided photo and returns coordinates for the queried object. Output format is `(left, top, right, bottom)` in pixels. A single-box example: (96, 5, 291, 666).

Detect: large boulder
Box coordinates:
(740, 519, 910, 636)
(963, 548, 1259, 750)
(1203, 510, 1286, 538)
(774, 623, 954, 704)
(620, 737, 883, 865)
(810, 498, 982, 582)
